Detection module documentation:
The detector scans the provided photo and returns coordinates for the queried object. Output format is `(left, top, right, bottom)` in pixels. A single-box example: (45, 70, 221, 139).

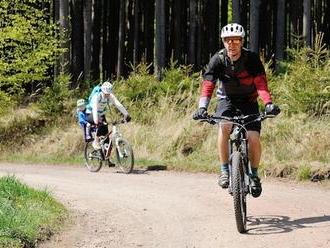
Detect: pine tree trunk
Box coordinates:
(117, 0, 126, 78)
(108, 0, 120, 78)
(142, 0, 154, 66)
(70, 0, 84, 87)
(133, 0, 140, 66)
(220, 0, 228, 30)
(275, 0, 286, 66)
(59, 0, 69, 73)
(205, 0, 219, 56)
(232, 0, 240, 23)
(188, 0, 197, 66)
(83, 0, 92, 82)
(303, 0, 311, 46)
(196, 0, 203, 68)
(249, 0, 261, 53)
(173, 0, 187, 64)
(155, 0, 166, 80)
(91, 0, 102, 81)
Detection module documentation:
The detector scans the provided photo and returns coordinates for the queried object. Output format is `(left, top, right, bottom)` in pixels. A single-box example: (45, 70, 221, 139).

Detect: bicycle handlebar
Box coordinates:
(197, 112, 276, 125)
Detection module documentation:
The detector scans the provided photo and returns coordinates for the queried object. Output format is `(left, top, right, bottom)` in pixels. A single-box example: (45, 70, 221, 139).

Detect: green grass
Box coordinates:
(296, 165, 312, 181)
(0, 176, 67, 248)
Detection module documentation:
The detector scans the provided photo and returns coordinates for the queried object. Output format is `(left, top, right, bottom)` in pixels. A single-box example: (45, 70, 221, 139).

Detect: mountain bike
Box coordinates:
(84, 120, 134, 173)
(197, 111, 276, 233)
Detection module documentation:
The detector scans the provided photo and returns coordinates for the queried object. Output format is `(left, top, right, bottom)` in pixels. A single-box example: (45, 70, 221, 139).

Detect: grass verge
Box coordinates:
(0, 176, 67, 248)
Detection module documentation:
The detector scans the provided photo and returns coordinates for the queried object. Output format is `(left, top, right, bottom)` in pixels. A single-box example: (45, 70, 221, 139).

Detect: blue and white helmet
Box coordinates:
(101, 81, 113, 94)
(221, 23, 245, 38)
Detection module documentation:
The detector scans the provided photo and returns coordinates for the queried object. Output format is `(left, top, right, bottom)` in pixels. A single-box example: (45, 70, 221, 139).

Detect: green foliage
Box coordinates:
(271, 34, 330, 116)
(0, 91, 14, 115)
(0, 176, 67, 247)
(38, 74, 74, 116)
(0, 0, 64, 98)
(296, 165, 312, 181)
(114, 62, 200, 123)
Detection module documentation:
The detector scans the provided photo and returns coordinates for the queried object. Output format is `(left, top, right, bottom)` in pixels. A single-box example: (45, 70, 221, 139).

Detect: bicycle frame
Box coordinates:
(96, 120, 125, 160)
(85, 119, 134, 173)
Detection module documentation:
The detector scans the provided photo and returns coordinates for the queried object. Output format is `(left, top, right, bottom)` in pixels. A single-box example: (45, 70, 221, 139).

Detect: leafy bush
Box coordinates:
(0, 0, 64, 99)
(114, 62, 200, 123)
(0, 91, 14, 115)
(38, 74, 74, 116)
(271, 34, 330, 116)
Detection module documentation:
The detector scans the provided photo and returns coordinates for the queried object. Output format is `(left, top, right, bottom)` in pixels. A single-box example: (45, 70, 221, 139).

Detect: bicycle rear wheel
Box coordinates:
(115, 138, 134, 174)
(231, 151, 247, 233)
(84, 141, 103, 172)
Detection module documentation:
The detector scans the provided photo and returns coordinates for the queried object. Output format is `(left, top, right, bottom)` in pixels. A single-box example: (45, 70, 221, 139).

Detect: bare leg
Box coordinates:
(218, 122, 232, 164)
(247, 131, 261, 169)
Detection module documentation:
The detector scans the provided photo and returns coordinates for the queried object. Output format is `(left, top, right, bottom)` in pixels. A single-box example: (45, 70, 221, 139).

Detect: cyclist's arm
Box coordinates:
(199, 54, 220, 109)
(249, 53, 272, 104)
(91, 94, 101, 124)
(109, 93, 129, 116)
(78, 111, 88, 126)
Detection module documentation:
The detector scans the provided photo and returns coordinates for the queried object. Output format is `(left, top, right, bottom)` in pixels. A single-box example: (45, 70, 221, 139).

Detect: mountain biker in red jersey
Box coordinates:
(193, 23, 280, 197)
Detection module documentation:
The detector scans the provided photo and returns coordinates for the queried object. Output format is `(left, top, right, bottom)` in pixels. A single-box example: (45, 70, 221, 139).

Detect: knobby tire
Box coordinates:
(115, 138, 134, 174)
(231, 151, 247, 233)
(84, 141, 103, 172)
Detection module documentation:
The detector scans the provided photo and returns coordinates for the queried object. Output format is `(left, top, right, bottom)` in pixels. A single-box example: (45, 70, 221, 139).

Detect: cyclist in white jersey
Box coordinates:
(86, 81, 131, 149)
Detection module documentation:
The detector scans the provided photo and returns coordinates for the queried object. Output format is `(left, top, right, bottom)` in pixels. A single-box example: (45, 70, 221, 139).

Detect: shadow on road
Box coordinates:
(116, 165, 168, 175)
(246, 215, 330, 235)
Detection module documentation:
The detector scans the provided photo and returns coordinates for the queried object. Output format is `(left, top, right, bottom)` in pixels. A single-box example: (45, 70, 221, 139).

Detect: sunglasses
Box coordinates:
(224, 38, 242, 44)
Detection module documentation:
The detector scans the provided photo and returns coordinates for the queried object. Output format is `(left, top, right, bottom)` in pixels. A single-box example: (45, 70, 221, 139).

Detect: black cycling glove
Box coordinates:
(193, 107, 208, 120)
(265, 103, 281, 116)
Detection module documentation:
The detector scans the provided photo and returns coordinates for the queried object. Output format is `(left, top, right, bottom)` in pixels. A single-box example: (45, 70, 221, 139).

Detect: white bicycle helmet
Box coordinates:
(221, 23, 245, 38)
(101, 81, 113, 94)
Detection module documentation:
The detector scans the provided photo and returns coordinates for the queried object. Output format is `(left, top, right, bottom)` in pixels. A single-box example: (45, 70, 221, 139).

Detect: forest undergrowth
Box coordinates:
(0, 46, 329, 182)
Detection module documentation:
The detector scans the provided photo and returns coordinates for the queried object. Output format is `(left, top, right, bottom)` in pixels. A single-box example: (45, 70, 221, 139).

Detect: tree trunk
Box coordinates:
(249, 0, 261, 53)
(188, 0, 197, 66)
(117, 0, 126, 79)
(91, 0, 102, 81)
(70, 0, 84, 87)
(220, 0, 228, 30)
(59, 0, 69, 73)
(173, 0, 187, 64)
(196, 0, 203, 68)
(133, 0, 140, 66)
(303, 0, 311, 46)
(155, 0, 166, 80)
(142, 0, 154, 66)
(232, 0, 240, 24)
(108, 0, 120, 78)
(324, 0, 330, 44)
(53, 0, 60, 78)
(205, 0, 219, 56)
(83, 0, 92, 82)
(275, 0, 286, 66)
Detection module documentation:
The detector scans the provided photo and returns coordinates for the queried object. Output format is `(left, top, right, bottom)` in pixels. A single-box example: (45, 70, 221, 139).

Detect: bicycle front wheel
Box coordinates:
(231, 151, 247, 233)
(84, 141, 103, 172)
(115, 138, 134, 174)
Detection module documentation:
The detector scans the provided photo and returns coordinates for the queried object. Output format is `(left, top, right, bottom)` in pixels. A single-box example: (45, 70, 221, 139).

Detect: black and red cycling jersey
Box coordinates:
(199, 48, 272, 109)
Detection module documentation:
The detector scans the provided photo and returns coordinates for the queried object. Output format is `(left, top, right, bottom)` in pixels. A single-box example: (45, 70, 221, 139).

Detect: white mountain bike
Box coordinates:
(84, 119, 134, 173)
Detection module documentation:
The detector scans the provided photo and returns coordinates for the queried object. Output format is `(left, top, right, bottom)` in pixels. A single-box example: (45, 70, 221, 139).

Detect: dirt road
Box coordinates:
(0, 163, 329, 248)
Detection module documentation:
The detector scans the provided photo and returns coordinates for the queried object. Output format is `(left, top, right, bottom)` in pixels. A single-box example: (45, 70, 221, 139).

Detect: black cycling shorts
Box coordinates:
(215, 98, 261, 133)
(86, 114, 108, 136)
